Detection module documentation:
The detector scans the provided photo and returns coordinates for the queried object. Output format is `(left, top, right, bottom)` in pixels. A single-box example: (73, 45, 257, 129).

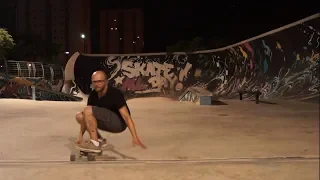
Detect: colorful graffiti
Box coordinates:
(105, 55, 192, 93)
(70, 14, 319, 103)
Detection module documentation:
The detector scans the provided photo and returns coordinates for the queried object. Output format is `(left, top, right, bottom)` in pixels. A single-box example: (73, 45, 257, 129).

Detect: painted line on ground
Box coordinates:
(0, 156, 318, 166)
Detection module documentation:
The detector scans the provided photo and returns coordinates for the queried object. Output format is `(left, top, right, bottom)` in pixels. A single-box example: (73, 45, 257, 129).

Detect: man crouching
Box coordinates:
(75, 70, 146, 152)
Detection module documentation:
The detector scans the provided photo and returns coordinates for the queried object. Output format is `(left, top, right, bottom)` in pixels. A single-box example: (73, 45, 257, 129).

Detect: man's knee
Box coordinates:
(75, 112, 84, 123)
(83, 106, 93, 115)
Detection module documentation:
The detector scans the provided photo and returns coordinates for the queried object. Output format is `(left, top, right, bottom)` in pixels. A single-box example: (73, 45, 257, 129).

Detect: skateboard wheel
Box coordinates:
(87, 154, 95, 161)
(70, 154, 76, 161)
(80, 151, 88, 157)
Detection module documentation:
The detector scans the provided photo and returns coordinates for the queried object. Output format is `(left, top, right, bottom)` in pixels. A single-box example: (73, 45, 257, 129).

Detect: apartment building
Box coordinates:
(15, 0, 91, 64)
(100, 8, 144, 54)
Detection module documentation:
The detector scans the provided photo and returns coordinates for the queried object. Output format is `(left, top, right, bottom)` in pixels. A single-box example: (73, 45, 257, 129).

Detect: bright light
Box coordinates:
(114, 19, 117, 22)
(65, 51, 70, 54)
(137, 36, 140, 39)
(111, 28, 113, 30)
(133, 41, 135, 43)
(120, 38, 122, 40)
(115, 28, 117, 30)
(81, 34, 85, 39)
(28, 63, 32, 67)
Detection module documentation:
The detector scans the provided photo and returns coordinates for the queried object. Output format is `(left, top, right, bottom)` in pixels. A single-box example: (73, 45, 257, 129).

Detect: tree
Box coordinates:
(7, 33, 62, 63)
(0, 28, 15, 58)
(189, 36, 206, 51)
(206, 37, 229, 49)
(166, 40, 190, 52)
(166, 36, 207, 53)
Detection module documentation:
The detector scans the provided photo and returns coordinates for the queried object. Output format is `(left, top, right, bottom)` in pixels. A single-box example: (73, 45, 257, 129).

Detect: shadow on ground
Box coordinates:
(65, 137, 136, 160)
(251, 99, 278, 105)
(211, 100, 228, 105)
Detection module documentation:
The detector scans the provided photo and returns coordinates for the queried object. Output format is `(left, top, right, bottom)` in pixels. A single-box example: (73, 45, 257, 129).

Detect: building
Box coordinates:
(100, 8, 144, 54)
(15, 0, 91, 64)
(0, 0, 17, 38)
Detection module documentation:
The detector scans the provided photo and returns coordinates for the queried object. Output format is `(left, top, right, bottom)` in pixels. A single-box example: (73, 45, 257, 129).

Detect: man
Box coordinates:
(75, 70, 146, 153)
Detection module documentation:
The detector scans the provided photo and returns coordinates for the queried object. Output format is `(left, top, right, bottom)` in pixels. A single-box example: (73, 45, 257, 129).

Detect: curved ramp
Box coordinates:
(63, 13, 320, 103)
(0, 75, 82, 101)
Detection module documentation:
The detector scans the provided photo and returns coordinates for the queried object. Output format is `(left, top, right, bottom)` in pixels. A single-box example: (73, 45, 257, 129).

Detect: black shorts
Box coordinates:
(92, 106, 127, 133)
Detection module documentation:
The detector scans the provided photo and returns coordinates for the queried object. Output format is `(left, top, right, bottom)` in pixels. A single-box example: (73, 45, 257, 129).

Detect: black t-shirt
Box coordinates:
(87, 86, 130, 121)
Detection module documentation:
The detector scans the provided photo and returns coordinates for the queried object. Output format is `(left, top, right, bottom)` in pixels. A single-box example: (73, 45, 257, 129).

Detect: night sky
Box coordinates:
(1, 0, 319, 53)
(90, 1, 320, 53)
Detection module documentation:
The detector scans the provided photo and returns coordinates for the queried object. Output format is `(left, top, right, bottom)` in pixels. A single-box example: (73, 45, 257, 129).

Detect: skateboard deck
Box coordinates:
(70, 144, 117, 161)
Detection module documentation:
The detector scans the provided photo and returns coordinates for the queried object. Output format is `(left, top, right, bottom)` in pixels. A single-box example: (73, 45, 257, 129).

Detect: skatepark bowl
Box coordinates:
(0, 13, 319, 180)
(0, 97, 319, 180)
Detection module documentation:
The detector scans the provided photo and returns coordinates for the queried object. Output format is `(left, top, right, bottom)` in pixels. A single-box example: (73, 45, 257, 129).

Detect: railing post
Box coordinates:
(31, 85, 36, 100)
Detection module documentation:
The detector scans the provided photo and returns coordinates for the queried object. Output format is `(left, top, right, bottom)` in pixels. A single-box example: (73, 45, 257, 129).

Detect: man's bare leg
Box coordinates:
(75, 111, 107, 150)
(83, 106, 99, 144)
(75, 112, 104, 141)
(75, 112, 87, 144)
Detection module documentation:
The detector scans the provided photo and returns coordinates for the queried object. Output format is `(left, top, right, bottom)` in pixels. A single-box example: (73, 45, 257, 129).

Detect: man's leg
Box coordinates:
(75, 112, 86, 144)
(75, 106, 103, 152)
(75, 112, 104, 140)
(83, 106, 99, 141)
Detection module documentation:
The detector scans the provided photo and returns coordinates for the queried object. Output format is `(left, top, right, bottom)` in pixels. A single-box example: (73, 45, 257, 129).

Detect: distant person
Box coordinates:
(74, 70, 146, 153)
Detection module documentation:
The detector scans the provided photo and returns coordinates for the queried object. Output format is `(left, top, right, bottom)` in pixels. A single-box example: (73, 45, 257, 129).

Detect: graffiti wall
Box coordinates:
(73, 15, 319, 103)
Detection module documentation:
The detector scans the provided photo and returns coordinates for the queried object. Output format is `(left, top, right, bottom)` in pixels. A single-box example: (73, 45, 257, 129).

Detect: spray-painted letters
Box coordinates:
(104, 56, 192, 93)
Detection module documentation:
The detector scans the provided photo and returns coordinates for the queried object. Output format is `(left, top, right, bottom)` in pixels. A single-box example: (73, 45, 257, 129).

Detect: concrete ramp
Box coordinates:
(64, 13, 320, 104)
(0, 75, 82, 101)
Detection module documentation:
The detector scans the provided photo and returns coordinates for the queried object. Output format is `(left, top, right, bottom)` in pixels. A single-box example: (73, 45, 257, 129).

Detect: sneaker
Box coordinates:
(99, 138, 107, 147)
(76, 140, 102, 153)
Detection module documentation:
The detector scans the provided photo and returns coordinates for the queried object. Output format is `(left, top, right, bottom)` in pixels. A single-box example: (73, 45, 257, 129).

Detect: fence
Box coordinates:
(3, 60, 64, 80)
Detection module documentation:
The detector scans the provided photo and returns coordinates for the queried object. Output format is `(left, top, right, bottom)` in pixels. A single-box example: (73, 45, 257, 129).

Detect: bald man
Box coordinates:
(75, 71, 146, 153)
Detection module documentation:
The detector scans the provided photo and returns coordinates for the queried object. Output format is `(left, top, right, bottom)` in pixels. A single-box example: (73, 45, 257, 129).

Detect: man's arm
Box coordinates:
(118, 105, 146, 149)
(118, 105, 138, 139)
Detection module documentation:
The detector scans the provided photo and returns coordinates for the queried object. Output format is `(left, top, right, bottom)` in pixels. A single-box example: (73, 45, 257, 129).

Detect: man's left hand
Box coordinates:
(132, 137, 147, 149)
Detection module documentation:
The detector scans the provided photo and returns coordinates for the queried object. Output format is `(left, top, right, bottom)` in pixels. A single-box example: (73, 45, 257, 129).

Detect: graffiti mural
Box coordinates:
(105, 55, 192, 93)
(72, 14, 319, 103)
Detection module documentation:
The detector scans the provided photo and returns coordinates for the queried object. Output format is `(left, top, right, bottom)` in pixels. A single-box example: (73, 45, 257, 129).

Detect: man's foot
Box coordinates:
(99, 138, 107, 147)
(76, 140, 102, 153)
(84, 138, 107, 147)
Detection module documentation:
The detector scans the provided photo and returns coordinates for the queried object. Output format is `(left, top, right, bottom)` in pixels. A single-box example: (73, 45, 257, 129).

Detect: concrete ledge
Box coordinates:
(179, 87, 213, 105)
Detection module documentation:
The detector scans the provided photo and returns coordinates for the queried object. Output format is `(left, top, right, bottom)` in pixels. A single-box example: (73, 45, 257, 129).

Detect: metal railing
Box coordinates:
(4, 60, 64, 80)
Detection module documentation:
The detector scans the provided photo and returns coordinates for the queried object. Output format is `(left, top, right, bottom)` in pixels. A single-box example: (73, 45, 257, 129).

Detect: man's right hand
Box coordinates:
(75, 137, 82, 144)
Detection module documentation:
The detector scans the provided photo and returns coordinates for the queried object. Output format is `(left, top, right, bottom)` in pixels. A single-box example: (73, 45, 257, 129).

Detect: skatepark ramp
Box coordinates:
(63, 13, 319, 103)
(0, 60, 82, 101)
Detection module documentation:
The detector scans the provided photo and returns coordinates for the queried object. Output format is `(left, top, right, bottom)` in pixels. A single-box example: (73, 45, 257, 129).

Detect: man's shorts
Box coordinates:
(91, 106, 127, 133)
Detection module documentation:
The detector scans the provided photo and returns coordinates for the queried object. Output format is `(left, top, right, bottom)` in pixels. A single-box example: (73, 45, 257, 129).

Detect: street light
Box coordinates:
(81, 34, 85, 39)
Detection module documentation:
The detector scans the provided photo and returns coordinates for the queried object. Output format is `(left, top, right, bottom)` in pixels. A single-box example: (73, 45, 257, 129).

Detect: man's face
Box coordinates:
(91, 73, 108, 92)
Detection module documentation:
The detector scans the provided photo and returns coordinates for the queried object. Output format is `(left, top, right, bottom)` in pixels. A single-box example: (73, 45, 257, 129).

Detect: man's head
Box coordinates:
(91, 70, 108, 92)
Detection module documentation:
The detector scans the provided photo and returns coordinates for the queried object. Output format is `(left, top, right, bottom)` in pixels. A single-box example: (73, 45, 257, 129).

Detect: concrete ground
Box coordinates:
(0, 97, 319, 179)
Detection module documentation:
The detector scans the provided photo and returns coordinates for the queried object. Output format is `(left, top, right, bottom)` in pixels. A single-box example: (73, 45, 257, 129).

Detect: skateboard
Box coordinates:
(70, 144, 116, 161)
(70, 150, 103, 161)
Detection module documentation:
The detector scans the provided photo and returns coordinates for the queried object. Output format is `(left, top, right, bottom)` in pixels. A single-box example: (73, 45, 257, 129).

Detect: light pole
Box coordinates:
(81, 33, 86, 53)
